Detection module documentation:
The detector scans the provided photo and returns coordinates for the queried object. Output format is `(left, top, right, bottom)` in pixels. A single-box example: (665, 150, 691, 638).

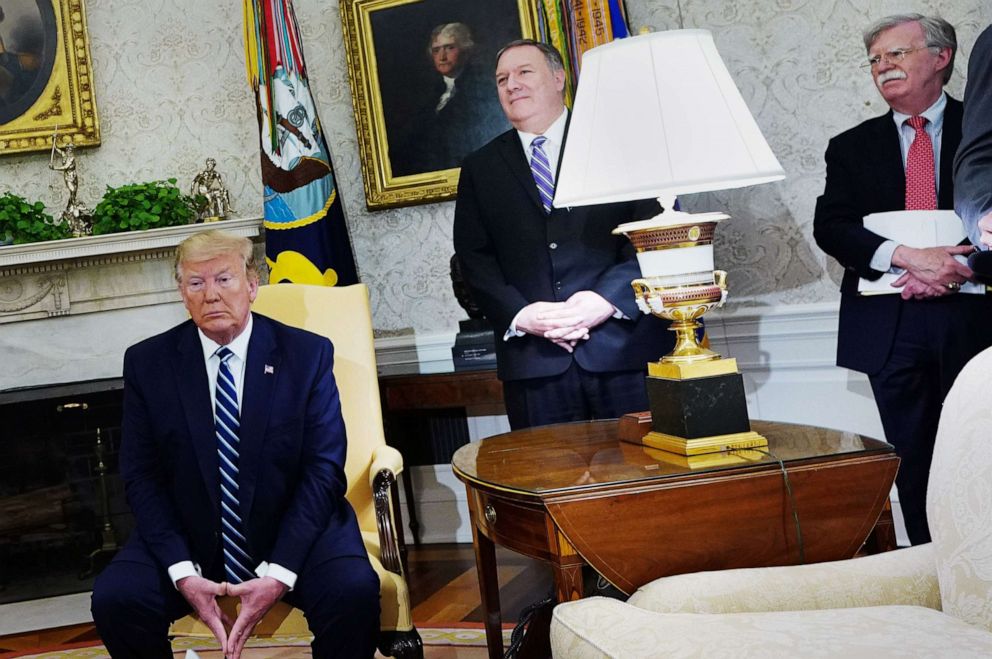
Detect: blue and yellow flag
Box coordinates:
(243, 0, 358, 286)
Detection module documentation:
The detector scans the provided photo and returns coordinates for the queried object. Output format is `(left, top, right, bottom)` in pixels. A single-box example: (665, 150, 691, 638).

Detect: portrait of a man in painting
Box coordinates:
(0, 0, 56, 126)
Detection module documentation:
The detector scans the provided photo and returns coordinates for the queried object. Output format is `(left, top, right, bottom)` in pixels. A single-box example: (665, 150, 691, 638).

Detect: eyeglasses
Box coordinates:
(861, 46, 936, 69)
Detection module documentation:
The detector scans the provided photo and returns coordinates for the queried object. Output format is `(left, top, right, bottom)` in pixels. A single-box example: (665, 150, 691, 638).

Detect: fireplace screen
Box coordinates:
(0, 385, 132, 604)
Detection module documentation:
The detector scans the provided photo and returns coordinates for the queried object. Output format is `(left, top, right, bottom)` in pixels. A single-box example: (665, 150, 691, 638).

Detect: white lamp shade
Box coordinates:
(554, 29, 785, 207)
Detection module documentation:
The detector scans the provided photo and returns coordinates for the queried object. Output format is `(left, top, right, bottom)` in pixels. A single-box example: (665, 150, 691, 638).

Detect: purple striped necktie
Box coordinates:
(530, 135, 554, 214)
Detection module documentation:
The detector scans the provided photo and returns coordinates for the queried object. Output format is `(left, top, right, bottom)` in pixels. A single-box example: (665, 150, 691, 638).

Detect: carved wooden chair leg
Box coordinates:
(377, 628, 424, 659)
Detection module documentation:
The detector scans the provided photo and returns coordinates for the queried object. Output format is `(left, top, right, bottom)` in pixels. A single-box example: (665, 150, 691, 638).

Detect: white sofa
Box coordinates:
(551, 346, 992, 658)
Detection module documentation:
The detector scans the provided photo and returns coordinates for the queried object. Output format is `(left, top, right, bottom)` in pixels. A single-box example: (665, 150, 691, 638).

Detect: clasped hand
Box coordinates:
(891, 245, 975, 300)
(178, 575, 288, 659)
(515, 291, 615, 352)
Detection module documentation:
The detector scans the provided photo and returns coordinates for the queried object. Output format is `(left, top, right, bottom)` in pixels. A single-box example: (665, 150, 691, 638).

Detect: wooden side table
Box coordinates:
(453, 419, 899, 658)
(378, 368, 504, 543)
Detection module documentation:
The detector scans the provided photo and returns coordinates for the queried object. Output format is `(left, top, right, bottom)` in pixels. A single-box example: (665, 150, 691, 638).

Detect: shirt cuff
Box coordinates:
(168, 561, 201, 589)
(255, 561, 297, 591)
(870, 240, 900, 273)
(612, 305, 627, 320)
(504, 311, 526, 340)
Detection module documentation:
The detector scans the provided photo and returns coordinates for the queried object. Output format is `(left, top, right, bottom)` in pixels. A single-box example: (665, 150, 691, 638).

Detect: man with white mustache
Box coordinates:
(813, 14, 992, 546)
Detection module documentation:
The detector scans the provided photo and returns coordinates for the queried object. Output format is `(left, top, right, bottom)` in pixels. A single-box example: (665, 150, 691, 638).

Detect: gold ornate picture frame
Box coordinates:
(341, 0, 538, 210)
(0, 0, 100, 155)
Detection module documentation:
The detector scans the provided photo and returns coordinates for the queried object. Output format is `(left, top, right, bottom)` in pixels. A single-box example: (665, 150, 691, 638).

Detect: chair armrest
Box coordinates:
(628, 543, 940, 614)
(369, 445, 404, 576)
(369, 444, 404, 484)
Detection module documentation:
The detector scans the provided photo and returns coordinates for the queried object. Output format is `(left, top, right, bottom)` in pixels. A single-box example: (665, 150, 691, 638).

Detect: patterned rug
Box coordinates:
(3, 625, 511, 658)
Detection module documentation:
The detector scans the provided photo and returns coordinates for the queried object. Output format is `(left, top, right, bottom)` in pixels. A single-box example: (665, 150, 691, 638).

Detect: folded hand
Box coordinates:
(225, 577, 289, 659)
(177, 576, 231, 655)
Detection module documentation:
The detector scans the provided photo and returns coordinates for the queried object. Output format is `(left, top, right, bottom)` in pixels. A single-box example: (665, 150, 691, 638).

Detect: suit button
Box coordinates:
(549, 242, 558, 249)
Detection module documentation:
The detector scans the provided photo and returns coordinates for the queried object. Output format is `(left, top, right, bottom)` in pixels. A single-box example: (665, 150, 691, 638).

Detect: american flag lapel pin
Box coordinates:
(264, 364, 275, 375)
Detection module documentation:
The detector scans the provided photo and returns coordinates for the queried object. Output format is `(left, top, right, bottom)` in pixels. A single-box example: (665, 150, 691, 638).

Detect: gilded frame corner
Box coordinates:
(340, 0, 539, 210)
(0, 0, 101, 155)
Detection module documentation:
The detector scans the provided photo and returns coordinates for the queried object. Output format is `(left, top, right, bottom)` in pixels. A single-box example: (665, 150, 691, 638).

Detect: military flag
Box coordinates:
(243, 0, 358, 286)
(537, 0, 631, 96)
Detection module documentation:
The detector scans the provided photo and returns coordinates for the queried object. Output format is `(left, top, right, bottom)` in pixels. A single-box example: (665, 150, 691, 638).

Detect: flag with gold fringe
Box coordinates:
(243, 0, 358, 286)
(536, 0, 631, 97)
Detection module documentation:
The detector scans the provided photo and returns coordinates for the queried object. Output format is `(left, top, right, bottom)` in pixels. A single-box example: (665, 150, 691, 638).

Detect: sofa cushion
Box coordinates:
(927, 345, 992, 632)
(628, 543, 939, 614)
(551, 598, 992, 658)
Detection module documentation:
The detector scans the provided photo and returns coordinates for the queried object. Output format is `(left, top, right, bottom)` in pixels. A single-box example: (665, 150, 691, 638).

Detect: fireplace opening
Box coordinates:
(0, 381, 132, 605)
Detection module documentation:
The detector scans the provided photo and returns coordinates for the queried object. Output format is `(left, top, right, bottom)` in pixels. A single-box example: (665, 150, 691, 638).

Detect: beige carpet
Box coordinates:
(5, 626, 511, 658)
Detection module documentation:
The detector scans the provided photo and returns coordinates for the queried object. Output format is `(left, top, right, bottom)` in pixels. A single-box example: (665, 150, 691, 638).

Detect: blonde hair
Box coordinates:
(174, 229, 257, 283)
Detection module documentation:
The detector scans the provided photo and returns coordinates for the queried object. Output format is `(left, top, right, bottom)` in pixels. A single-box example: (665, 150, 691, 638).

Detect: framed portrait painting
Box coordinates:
(341, 0, 539, 209)
(0, 0, 100, 155)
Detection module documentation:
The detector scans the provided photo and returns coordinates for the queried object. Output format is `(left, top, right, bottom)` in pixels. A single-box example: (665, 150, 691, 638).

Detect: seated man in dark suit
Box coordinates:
(813, 14, 992, 545)
(453, 39, 672, 430)
(91, 230, 379, 659)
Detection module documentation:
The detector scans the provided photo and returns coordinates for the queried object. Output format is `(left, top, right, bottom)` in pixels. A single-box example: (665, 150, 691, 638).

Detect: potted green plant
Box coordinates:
(91, 178, 197, 235)
(0, 192, 72, 245)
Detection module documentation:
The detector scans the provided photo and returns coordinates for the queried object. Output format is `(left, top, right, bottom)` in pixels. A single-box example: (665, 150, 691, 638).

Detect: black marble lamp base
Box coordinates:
(643, 370, 767, 455)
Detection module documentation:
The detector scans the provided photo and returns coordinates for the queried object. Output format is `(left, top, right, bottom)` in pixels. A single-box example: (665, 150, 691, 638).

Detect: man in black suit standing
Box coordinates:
(955, 24, 992, 247)
(453, 39, 671, 430)
(814, 14, 992, 545)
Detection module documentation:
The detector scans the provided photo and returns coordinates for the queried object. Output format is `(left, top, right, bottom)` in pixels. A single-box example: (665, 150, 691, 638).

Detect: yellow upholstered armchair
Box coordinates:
(170, 284, 422, 658)
(550, 346, 992, 657)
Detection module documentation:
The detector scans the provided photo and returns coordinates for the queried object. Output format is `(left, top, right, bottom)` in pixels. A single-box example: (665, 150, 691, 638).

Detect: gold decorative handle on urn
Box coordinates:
(631, 270, 728, 364)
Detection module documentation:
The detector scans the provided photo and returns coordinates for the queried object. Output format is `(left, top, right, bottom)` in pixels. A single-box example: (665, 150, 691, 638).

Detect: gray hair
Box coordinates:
(174, 229, 257, 283)
(496, 39, 565, 73)
(863, 14, 956, 83)
(427, 23, 474, 57)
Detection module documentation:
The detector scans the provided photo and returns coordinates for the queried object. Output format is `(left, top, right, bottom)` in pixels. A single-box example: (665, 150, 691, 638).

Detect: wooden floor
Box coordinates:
(407, 543, 552, 625)
(0, 543, 551, 654)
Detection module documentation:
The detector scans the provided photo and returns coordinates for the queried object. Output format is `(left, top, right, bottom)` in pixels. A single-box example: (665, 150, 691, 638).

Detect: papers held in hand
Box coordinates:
(858, 210, 983, 295)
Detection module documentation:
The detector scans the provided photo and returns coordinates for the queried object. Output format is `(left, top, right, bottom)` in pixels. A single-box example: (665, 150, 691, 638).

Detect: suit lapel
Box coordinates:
(175, 323, 220, 518)
(873, 112, 906, 211)
(497, 129, 545, 213)
(238, 313, 280, 521)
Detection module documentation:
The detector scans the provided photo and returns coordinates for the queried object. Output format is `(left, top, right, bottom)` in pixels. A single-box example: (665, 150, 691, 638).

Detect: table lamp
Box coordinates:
(554, 29, 785, 455)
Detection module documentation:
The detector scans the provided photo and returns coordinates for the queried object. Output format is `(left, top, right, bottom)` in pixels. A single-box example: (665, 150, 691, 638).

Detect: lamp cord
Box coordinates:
(503, 591, 555, 659)
(746, 447, 807, 565)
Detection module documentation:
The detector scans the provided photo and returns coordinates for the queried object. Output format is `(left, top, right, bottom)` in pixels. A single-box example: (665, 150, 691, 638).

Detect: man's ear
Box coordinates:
(554, 68, 566, 92)
(248, 276, 259, 303)
(934, 47, 952, 73)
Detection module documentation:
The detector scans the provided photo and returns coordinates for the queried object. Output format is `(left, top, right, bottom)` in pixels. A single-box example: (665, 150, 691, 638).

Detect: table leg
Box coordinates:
(400, 469, 421, 546)
(548, 523, 585, 603)
(551, 561, 584, 603)
(470, 503, 503, 659)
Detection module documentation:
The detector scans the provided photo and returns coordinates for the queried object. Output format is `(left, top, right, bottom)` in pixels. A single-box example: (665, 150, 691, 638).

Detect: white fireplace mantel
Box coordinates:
(0, 217, 262, 323)
(0, 218, 263, 392)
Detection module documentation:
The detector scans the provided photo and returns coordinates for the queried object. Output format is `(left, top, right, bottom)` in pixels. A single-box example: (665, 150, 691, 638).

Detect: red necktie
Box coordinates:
(904, 116, 937, 210)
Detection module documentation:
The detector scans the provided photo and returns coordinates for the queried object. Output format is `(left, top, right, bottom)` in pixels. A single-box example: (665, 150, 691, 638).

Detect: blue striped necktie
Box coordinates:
(530, 135, 555, 214)
(215, 347, 254, 584)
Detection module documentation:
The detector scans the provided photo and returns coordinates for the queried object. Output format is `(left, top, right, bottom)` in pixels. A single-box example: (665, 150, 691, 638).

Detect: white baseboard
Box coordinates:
(380, 302, 909, 547)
